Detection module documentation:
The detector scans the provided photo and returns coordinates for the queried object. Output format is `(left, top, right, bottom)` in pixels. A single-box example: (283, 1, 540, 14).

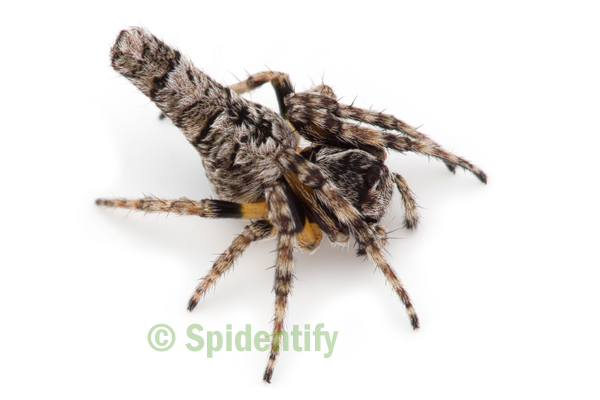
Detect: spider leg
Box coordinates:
(392, 173, 420, 230)
(263, 231, 294, 383)
(226, 78, 346, 247)
(97, 195, 321, 249)
(96, 197, 276, 308)
(283, 171, 349, 243)
(96, 197, 269, 219)
(356, 224, 389, 256)
(228, 71, 337, 112)
(296, 215, 323, 253)
(228, 71, 294, 117)
(187, 220, 276, 311)
(285, 93, 487, 183)
(310, 92, 458, 172)
(263, 180, 305, 383)
(277, 149, 366, 235)
(277, 149, 419, 329)
(366, 230, 419, 329)
(302, 84, 337, 99)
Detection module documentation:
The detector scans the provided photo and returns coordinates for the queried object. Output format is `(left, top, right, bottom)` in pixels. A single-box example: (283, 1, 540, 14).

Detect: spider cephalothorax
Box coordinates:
(98, 27, 487, 382)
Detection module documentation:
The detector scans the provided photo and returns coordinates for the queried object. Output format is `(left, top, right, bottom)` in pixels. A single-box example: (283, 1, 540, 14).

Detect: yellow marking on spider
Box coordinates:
(240, 202, 269, 219)
(283, 171, 349, 244)
(296, 218, 322, 253)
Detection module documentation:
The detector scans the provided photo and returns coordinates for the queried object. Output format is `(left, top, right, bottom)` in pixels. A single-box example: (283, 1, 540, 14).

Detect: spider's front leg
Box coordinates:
(285, 93, 487, 183)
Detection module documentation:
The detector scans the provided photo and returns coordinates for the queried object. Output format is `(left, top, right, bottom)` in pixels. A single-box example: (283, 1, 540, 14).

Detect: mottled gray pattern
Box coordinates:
(100, 27, 487, 383)
(110, 27, 296, 203)
(307, 146, 394, 224)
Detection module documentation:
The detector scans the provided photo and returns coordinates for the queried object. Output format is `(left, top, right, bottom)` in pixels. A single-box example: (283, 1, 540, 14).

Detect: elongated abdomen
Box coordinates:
(110, 27, 227, 134)
(109, 28, 296, 203)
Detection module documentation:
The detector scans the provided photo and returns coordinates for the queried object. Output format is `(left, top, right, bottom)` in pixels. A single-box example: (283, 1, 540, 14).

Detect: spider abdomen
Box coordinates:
(110, 27, 297, 203)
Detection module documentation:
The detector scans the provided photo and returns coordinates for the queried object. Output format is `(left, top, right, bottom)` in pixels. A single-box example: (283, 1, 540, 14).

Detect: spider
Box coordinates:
(97, 27, 487, 383)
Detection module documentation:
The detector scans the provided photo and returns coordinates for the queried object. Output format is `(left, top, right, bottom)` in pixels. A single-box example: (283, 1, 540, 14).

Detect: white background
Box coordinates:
(2, 1, 599, 398)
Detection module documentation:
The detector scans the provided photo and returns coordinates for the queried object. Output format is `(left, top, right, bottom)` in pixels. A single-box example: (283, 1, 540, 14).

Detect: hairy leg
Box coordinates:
(96, 197, 269, 219)
(277, 148, 419, 329)
(392, 173, 420, 230)
(263, 231, 294, 383)
(262, 180, 305, 383)
(228, 71, 295, 117)
(187, 220, 276, 311)
(282, 170, 349, 243)
(286, 93, 487, 183)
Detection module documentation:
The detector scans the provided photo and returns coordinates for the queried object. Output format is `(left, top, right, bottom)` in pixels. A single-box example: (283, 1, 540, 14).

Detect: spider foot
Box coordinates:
(263, 357, 275, 383)
(187, 292, 203, 312)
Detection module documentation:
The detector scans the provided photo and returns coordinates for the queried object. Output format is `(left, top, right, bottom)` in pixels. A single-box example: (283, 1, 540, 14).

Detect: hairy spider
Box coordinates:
(97, 27, 487, 383)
